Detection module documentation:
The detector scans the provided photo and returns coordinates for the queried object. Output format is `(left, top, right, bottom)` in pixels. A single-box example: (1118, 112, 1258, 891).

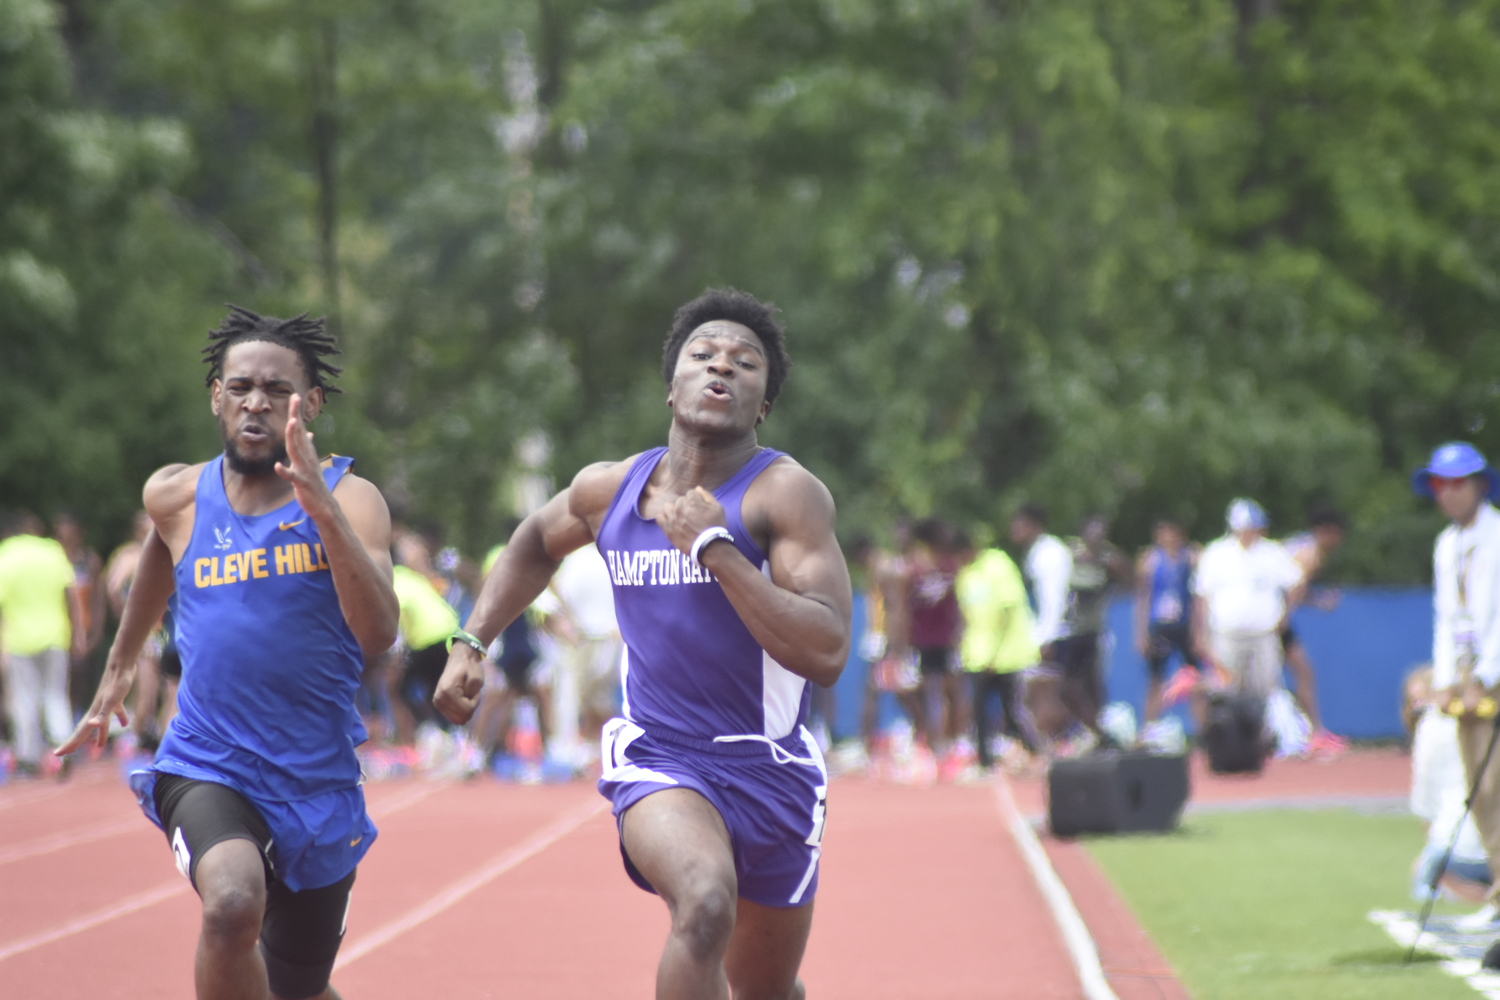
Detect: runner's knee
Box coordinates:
(673, 879, 736, 960)
(200, 879, 265, 949)
(195, 841, 267, 949)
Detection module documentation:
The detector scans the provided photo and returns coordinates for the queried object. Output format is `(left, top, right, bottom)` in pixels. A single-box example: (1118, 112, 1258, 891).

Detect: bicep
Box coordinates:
(335, 478, 395, 580)
(765, 479, 852, 621)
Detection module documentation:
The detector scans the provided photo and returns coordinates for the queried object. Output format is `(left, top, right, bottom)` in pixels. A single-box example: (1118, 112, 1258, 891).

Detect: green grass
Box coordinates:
(1084, 809, 1474, 1000)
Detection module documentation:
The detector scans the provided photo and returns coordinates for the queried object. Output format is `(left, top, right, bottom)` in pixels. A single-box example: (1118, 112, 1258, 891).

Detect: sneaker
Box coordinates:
(1161, 666, 1200, 706)
(1484, 939, 1500, 971)
(1307, 729, 1349, 757)
(1456, 903, 1500, 933)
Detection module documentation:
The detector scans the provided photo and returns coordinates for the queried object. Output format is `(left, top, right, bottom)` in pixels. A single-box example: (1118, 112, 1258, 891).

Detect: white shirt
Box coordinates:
(1433, 503, 1500, 689)
(533, 546, 619, 639)
(1193, 535, 1302, 634)
(1024, 534, 1073, 645)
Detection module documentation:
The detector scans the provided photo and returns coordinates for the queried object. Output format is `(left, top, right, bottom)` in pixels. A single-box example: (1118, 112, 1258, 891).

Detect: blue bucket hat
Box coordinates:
(1412, 442, 1500, 501)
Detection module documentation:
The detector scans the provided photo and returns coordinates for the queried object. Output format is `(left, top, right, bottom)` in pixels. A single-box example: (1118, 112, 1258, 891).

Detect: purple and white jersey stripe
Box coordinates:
(595, 446, 809, 741)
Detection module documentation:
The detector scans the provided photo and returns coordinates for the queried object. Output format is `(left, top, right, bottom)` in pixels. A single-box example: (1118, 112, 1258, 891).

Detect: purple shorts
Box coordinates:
(597, 719, 828, 908)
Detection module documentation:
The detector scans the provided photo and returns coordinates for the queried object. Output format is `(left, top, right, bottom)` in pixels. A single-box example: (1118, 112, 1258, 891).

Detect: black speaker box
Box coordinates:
(1202, 693, 1267, 775)
(1047, 751, 1190, 837)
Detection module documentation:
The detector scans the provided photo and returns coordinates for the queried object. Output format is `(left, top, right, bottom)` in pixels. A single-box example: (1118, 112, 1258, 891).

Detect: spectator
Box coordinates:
(1010, 503, 1073, 747)
(1010, 503, 1072, 657)
(389, 543, 461, 744)
(955, 531, 1042, 772)
(1405, 666, 1492, 909)
(531, 545, 622, 765)
(0, 511, 83, 776)
(1280, 507, 1351, 754)
(1134, 516, 1201, 740)
(1191, 499, 1304, 701)
(472, 529, 551, 760)
(103, 511, 166, 750)
(1413, 442, 1500, 955)
(1056, 514, 1131, 748)
(52, 511, 105, 718)
(855, 523, 920, 764)
(906, 518, 963, 765)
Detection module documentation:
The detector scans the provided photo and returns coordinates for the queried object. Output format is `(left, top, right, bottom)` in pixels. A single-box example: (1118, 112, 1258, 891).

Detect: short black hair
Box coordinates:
(203, 304, 343, 395)
(1014, 502, 1048, 528)
(1308, 506, 1348, 531)
(912, 517, 952, 548)
(661, 288, 792, 407)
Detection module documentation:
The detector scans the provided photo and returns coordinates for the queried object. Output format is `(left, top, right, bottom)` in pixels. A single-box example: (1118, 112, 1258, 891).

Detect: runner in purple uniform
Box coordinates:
(436, 288, 852, 1000)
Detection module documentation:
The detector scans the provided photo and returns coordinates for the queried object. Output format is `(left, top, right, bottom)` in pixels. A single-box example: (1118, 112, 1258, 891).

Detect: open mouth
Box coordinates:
(239, 423, 271, 443)
(704, 380, 731, 400)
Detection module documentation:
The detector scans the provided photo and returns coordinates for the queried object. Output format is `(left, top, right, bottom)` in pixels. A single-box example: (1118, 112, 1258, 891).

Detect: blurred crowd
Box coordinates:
(820, 499, 1350, 783)
(0, 493, 1350, 785)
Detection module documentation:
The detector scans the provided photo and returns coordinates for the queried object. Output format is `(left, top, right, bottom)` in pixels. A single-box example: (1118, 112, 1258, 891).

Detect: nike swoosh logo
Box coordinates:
(349, 836, 363, 847)
(278, 519, 306, 531)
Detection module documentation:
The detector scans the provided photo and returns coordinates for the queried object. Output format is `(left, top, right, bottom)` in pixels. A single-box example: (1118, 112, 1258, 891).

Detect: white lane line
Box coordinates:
(0, 778, 448, 963)
(0, 818, 145, 868)
(1370, 909, 1500, 998)
(0, 880, 189, 964)
(334, 796, 608, 970)
(995, 776, 1120, 1000)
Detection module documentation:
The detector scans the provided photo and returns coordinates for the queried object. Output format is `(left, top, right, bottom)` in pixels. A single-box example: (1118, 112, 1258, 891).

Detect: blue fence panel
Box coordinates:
(1102, 587, 1433, 739)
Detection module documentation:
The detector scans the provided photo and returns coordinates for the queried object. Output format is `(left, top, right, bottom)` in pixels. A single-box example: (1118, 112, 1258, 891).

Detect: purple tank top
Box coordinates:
(595, 446, 809, 740)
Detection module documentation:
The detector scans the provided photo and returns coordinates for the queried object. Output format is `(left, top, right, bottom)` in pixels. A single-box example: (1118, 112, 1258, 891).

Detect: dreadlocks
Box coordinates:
(202, 304, 343, 395)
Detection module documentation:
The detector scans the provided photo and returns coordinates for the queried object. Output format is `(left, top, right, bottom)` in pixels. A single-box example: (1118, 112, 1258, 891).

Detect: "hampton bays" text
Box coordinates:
(605, 548, 718, 588)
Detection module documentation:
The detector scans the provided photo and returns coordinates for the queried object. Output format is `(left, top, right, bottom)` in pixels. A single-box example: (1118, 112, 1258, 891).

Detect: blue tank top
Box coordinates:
(153, 455, 367, 802)
(595, 446, 809, 741)
(1146, 546, 1193, 624)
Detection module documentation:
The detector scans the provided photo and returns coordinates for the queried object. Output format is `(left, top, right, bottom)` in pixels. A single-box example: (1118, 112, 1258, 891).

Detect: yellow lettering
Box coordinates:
(238, 551, 254, 581)
(209, 557, 224, 587)
(300, 543, 314, 574)
(314, 543, 329, 570)
(223, 554, 239, 584)
(195, 558, 211, 589)
(251, 548, 269, 579)
(275, 545, 296, 576)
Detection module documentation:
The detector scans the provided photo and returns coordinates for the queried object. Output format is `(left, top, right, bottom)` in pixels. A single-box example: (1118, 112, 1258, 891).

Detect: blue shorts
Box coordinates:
(598, 719, 828, 908)
(130, 765, 375, 893)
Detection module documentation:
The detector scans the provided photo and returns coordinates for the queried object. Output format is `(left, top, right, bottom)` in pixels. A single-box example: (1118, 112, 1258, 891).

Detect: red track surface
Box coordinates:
(0, 749, 1407, 998)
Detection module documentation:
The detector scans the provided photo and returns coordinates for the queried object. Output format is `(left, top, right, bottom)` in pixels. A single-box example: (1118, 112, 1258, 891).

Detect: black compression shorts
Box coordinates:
(153, 775, 356, 1000)
(915, 646, 956, 677)
(1280, 625, 1299, 652)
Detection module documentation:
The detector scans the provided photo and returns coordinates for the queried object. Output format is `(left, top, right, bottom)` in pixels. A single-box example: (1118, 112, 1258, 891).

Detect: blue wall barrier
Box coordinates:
(826, 587, 1434, 742)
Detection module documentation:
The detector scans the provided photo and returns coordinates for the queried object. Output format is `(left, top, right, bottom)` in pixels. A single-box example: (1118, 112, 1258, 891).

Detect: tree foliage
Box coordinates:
(6, 0, 1500, 580)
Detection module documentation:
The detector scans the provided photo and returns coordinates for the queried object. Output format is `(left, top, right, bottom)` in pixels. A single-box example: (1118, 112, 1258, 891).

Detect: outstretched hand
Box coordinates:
(658, 486, 729, 557)
(275, 394, 334, 517)
(56, 662, 136, 756)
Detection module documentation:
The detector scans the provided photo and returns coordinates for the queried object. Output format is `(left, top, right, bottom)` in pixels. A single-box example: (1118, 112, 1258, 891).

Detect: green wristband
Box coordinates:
(447, 628, 487, 656)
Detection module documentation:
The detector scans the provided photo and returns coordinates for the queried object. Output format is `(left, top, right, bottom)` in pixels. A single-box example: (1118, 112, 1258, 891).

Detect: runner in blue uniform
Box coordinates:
(436, 288, 852, 1000)
(60, 306, 398, 1000)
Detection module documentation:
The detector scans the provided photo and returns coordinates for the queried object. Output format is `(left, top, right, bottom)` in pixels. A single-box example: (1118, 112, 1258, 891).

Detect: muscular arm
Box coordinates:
(434, 461, 622, 723)
(57, 530, 175, 754)
(662, 464, 852, 687)
(318, 475, 398, 657)
(273, 397, 397, 658)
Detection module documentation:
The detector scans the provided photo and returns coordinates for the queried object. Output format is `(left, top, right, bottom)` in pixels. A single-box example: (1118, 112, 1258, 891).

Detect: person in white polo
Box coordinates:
(1414, 442, 1500, 958)
(1191, 499, 1304, 698)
